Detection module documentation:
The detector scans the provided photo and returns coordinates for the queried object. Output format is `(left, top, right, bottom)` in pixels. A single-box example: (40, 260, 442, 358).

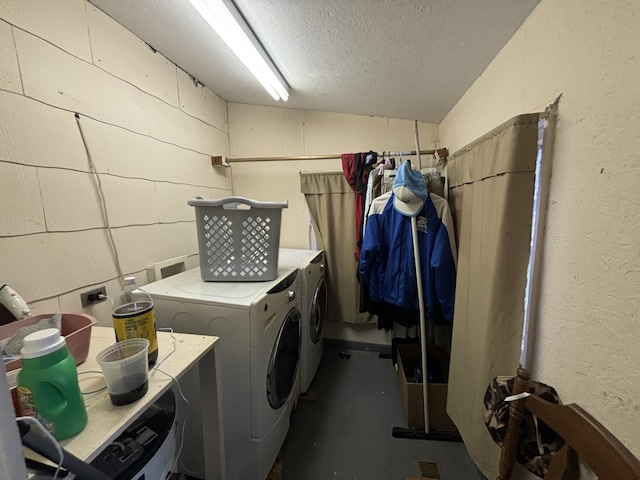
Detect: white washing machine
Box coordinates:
(143, 267, 301, 480)
(278, 248, 327, 393)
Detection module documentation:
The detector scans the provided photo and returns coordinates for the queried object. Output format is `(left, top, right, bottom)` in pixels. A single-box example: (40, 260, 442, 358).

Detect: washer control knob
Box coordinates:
(288, 290, 296, 302)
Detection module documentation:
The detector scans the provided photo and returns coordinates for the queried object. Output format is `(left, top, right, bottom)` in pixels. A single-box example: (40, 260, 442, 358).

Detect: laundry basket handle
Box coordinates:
(188, 196, 288, 209)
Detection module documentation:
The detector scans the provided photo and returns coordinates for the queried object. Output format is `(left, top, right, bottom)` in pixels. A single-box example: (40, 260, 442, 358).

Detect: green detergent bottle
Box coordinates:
(17, 328, 87, 440)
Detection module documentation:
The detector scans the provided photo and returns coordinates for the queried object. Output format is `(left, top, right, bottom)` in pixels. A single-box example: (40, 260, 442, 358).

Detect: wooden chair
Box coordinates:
(497, 368, 640, 480)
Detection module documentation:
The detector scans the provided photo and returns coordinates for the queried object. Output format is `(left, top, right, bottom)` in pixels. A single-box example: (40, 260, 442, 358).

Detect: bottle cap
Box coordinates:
(21, 328, 66, 359)
(124, 276, 136, 286)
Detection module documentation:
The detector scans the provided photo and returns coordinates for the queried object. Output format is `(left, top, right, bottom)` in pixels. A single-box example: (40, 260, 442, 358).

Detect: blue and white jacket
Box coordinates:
(358, 191, 457, 323)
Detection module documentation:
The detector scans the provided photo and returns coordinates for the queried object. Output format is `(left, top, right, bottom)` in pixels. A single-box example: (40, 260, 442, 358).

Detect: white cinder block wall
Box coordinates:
(0, 0, 231, 326)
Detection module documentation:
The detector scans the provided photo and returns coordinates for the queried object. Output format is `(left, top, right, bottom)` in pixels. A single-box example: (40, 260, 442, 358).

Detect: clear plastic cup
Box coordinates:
(96, 338, 149, 405)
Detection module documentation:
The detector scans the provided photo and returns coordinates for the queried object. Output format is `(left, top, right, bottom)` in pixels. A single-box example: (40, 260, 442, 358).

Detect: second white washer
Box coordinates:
(278, 248, 327, 393)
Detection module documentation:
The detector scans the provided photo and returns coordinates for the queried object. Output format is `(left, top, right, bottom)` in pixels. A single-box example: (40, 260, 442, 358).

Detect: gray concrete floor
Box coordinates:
(280, 345, 486, 480)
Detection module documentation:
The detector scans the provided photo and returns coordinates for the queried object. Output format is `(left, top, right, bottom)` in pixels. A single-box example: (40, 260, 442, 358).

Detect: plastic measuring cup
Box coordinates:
(96, 338, 149, 405)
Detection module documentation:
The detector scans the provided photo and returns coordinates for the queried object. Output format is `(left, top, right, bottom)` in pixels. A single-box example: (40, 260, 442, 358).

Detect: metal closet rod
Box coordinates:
(225, 148, 448, 163)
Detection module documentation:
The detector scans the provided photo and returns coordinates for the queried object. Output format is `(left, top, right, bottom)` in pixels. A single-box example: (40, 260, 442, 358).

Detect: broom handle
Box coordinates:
(411, 215, 429, 433)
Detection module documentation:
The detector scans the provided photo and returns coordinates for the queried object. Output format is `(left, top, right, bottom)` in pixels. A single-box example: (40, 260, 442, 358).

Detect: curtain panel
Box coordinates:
(300, 172, 373, 324)
(446, 114, 541, 478)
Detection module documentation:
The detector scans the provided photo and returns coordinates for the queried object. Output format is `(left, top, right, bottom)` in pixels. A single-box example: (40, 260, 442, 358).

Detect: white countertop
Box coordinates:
(56, 326, 218, 463)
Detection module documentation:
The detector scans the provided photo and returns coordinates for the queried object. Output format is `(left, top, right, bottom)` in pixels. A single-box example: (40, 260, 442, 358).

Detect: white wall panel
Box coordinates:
(206, 124, 232, 158)
(177, 68, 228, 132)
(14, 29, 225, 155)
(114, 223, 197, 276)
(74, 116, 231, 188)
(27, 297, 62, 318)
(0, 92, 88, 170)
(230, 160, 307, 248)
(229, 103, 304, 157)
(155, 182, 204, 223)
(0, 21, 21, 93)
(100, 175, 158, 227)
(1, 230, 118, 300)
(0, 163, 45, 235)
(204, 185, 233, 199)
(209, 170, 233, 192)
(0, 0, 91, 61)
(86, 5, 179, 107)
(386, 118, 440, 154)
(302, 111, 389, 154)
(302, 111, 436, 155)
(38, 168, 103, 231)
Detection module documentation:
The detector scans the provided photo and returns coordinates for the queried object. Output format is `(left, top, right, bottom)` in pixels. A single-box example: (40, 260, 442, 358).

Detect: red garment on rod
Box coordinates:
(341, 153, 362, 261)
(342, 152, 375, 262)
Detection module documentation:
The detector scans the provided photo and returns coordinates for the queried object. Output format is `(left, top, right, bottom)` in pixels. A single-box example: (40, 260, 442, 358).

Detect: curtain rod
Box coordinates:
(222, 148, 448, 163)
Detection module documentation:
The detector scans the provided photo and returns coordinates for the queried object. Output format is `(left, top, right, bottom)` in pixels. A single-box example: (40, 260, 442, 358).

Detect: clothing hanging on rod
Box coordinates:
(361, 149, 446, 249)
(358, 161, 457, 339)
(341, 151, 378, 262)
(363, 156, 446, 242)
(362, 155, 396, 240)
(342, 149, 448, 262)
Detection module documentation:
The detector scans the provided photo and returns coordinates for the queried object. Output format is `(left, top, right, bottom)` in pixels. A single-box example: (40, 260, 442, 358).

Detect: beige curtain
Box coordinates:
(446, 114, 541, 478)
(300, 172, 373, 324)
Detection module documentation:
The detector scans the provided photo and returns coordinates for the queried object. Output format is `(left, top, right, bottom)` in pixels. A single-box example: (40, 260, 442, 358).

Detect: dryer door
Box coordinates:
(310, 277, 327, 344)
(267, 308, 301, 409)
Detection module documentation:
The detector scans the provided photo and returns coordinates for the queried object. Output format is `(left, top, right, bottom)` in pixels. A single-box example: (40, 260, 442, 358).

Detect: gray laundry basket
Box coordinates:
(188, 196, 288, 281)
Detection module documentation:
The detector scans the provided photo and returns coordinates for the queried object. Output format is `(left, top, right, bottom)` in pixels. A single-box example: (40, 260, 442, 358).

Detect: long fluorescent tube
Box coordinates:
(188, 0, 289, 101)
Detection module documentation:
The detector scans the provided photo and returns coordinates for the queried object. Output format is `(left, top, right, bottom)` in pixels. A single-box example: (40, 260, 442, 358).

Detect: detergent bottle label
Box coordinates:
(16, 386, 55, 433)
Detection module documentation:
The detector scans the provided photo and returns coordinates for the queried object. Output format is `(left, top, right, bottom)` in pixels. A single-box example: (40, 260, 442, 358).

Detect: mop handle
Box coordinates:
(411, 215, 429, 433)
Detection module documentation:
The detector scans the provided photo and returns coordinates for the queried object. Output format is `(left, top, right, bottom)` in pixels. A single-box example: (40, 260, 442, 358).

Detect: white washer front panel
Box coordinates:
(249, 267, 299, 348)
(278, 249, 326, 393)
(150, 298, 253, 480)
(250, 269, 300, 435)
(145, 266, 301, 480)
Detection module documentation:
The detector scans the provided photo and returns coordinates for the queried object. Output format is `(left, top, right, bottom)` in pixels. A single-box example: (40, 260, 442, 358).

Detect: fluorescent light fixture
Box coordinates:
(188, 0, 289, 101)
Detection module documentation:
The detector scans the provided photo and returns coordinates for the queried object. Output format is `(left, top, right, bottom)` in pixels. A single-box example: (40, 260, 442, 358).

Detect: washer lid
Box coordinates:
(143, 267, 297, 307)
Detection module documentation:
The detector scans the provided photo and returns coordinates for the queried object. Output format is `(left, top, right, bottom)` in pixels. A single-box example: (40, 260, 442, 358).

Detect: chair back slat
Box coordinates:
(496, 368, 640, 480)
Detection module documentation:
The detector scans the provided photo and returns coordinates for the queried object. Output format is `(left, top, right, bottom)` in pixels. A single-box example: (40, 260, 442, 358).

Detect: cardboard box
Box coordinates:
(396, 343, 458, 431)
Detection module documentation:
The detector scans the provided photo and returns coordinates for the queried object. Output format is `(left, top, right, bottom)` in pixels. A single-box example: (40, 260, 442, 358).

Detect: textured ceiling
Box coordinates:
(89, 0, 540, 123)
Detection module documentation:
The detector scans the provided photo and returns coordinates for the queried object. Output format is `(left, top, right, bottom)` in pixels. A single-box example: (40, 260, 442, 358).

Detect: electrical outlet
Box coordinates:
(80, 286, 107, 307)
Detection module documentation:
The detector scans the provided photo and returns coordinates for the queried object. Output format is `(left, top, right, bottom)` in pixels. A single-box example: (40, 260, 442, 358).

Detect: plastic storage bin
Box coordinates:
(188, 196, 288, 281)
(1, 313, 96, 372)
